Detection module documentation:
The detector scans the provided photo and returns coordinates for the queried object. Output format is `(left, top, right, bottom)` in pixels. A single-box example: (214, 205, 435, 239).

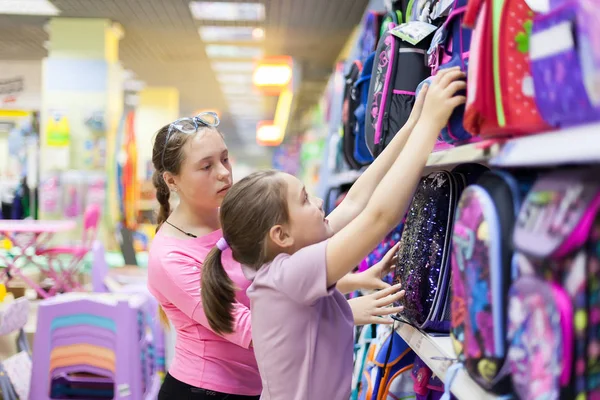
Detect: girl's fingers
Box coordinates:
(375, 289, 405, 307)
(444, 80, 467, 96)
(373, 283, 402, 300)
(438, 70, 466, 89)
(433, 67, 461, 85)
(449, 95, 467, 108)
(372, 316, 394, 325)
(373, 306, 404, 316)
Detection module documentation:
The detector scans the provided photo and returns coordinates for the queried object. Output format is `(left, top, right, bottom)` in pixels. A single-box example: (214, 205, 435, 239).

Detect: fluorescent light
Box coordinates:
(216, 73, 254, 85)
(221, 84, 256, 95)
(212, 62, 256, 73)
(199, 26, 264, 42)
(205, 45, 263, 59)
(189, 2, 265, 21)
(0, 0, 60, 15)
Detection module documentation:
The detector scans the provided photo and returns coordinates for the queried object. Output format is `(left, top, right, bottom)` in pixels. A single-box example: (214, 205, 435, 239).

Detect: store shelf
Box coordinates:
(490, 122, 600, 167)
(426, 142, 497, 168)
(395, 323, 500, 400)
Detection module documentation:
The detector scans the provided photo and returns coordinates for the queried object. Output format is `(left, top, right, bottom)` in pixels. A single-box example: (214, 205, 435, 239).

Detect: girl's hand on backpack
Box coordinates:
(419, 67, 467, 133)
(355, 243, 400, 291)
(405, 83, 428, 131)
(348, 284, 405, 325)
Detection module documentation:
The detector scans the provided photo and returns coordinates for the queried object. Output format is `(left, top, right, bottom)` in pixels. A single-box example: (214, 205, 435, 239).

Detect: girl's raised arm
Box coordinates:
(325, 68, 466, 287)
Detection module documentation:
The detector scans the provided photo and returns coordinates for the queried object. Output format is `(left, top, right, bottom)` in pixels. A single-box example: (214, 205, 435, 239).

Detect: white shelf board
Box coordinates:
(490, 122, 600, 167)
(426, 142, 497, 168)
(395, 323, 501, 400)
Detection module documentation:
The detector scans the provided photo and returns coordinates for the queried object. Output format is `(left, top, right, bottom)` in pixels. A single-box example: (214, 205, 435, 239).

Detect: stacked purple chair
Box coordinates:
(29, 292, 161, 400)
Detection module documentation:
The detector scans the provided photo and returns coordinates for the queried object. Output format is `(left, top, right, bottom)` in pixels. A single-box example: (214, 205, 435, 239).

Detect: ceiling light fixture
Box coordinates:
(0, 0, 60, 15)
(189, 2, 265, 21)
(199, 26, 264, 42)
(211, 62, 256, 73)
(205, 45, 263, 59)
(216, 73, 254, 85)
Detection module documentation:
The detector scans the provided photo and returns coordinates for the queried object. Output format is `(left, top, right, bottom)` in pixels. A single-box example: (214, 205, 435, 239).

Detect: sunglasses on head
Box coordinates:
(161, 111, 220, 169)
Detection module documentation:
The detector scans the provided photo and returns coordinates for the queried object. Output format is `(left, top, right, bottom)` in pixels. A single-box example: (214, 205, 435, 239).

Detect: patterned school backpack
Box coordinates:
(342, 60, 370, 169)
(364, 26, 432, 157)
(416, 0, 474, 145)
(359, 328, 416, 400)
(450, 170, 532, 394)
(462, 0, 551, 138)
(529, 0, 600, 128)
(507, 169, 600, 400)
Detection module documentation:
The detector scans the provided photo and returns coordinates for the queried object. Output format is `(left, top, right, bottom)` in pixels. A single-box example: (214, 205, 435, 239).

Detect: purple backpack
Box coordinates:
(450, 170, 531, 394)
(412, 356, 448, 400)
(507, 169, 600, 400)
(529, 0, 600, 127)
(416, 0, 474, 145)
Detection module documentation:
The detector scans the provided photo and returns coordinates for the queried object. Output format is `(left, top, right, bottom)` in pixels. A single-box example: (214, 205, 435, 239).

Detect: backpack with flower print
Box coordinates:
(450, 170, 533, 394)
(507, 168, 600, 400)
(462, 0, 551, 138)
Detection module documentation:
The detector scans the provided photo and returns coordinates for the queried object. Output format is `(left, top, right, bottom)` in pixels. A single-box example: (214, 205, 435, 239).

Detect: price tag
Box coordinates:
(0, 284, 6, 302)
(391, 22, 438, 45)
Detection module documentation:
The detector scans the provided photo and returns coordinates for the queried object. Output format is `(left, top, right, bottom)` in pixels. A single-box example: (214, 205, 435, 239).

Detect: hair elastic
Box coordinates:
(216, 238, 229, 251)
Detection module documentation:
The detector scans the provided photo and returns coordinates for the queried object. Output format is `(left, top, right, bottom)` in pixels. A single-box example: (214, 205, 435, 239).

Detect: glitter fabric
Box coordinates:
(394, 171, 460, 331)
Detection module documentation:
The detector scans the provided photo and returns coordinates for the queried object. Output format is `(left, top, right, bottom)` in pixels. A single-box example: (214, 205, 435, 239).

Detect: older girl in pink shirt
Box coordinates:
(147, 113, 405, 400)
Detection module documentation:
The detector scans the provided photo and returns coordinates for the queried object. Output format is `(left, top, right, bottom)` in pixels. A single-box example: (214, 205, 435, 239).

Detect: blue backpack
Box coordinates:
(353, 53, 376, 165)
(359, 328, 416, 400)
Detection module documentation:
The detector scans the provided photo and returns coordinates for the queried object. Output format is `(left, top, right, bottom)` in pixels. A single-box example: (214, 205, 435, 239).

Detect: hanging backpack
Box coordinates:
(529, 0, 600, 128)
(412, 356, 448, 400)
(394, 171, 464, 332)
(352, 325, 378, 400)
(507, 168, 600, 400)
(394, 165, 487, 332)
(354, 53, 377, 165)
(462, 0, 551, 138)
(416, 0, 474, 145)
(360, 11, 386, 62)
(364, 29, 432, 157)
(342, 60, 368, 169)
(360, 328, 416, 400)
(450, 170, 533, 394)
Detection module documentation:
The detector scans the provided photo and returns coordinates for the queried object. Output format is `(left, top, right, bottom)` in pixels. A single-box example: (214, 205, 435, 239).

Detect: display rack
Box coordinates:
(327, 121, 600, 184)
(395, 323, 502, 400)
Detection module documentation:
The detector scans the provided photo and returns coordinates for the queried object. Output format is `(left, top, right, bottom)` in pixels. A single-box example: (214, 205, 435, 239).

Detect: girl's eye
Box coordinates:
(223, 157, 229, 164)
(201, 164, 211, 171)
(304, 192, 309, 203)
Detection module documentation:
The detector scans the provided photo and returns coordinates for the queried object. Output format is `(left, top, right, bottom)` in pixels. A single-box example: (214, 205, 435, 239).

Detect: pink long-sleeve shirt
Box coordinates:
(147, 228, 261, 396)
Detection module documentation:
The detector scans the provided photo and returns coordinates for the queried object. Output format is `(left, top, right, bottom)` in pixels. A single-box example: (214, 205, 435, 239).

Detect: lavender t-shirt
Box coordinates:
(243, 240, 354, 400)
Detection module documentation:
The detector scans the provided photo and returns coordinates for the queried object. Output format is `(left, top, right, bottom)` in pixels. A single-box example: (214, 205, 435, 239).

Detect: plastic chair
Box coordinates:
(36, 204, 101, 296)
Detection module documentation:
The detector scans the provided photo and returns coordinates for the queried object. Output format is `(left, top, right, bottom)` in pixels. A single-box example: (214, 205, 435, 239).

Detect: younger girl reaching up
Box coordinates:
(202, 68, 466, 400)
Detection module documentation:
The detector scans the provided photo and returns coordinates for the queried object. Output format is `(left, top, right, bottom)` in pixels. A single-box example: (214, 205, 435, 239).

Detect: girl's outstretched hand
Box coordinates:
(353, 242, 400, 291)
(420, 67, 467, 133)
(405, 83, 429, 130)
(348, 284, 405, 326)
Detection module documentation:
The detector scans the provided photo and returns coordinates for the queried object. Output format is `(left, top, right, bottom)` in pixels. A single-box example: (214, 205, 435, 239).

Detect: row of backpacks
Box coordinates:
(387, 163, 600, 399)
(351, 324, 454, 400)
(342, 0, 600, 170)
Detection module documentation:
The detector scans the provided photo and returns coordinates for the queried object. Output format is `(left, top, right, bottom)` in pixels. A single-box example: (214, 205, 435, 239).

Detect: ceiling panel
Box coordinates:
(0, 0, 370, 148)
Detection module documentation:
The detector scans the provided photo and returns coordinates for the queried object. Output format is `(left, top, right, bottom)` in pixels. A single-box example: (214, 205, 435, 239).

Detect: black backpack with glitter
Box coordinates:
(393, 164, 488, 332)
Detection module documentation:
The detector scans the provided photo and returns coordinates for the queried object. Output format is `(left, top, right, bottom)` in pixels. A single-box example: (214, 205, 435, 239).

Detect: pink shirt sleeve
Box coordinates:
(157, 253, 253, 349)
(267, 240, 334, 305)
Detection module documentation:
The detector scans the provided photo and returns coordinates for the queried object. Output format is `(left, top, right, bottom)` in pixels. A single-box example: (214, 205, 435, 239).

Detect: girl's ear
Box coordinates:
(162, 171, 177, 191)
(268, 224, 294, 250)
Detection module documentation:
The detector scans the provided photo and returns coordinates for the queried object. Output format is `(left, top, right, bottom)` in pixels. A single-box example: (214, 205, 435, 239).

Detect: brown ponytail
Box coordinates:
(201, 247, 236, 334)
(201, 170, 290, 335)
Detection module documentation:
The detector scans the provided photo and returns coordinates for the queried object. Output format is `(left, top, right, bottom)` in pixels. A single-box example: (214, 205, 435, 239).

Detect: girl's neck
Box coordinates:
(170, 202, 221, 236)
